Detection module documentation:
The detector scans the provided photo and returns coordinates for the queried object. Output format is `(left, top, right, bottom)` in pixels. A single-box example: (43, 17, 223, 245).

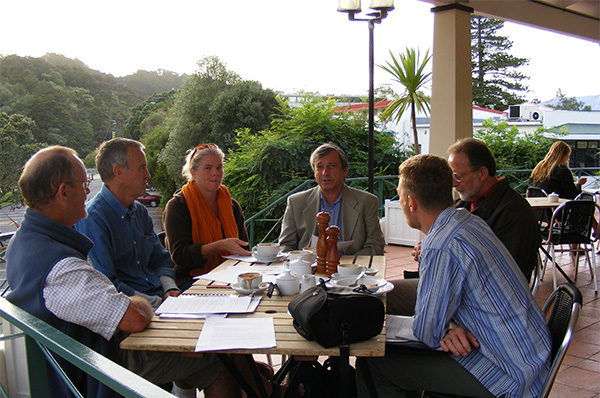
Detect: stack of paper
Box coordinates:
(156, 294, 261, 318)
(195, 317, 276, 352)
(386, 315, 440, 350)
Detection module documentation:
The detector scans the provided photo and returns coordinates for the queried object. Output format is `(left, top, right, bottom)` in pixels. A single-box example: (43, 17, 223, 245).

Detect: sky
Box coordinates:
(2, 0, 599, 103)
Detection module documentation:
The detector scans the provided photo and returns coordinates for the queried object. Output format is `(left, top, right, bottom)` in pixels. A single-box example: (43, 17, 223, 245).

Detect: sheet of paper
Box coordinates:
(195, 317, 276, 352)
(156, 294, 253, 314)
(385, 315, 442, 350)
(158, 297, 262, 319)
(196, 265, 285, 285)
(386, 315, 417, 341)
(310, 236, 354, 252)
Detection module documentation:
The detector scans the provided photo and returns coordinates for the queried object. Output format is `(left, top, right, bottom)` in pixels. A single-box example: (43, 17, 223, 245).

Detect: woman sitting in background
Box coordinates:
(530, 141, 586, 199)
(163, 144, 251, 290)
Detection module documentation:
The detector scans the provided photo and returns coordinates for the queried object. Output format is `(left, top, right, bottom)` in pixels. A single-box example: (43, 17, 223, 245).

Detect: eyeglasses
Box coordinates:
(67, 180, 90, 190)
(452, 168, 480, 183)
(191, 143, 217, 158)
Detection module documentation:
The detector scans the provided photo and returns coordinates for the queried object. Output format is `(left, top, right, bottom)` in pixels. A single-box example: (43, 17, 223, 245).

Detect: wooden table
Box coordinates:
(526, 197, 569, 209)
(120, 255, 387, 358)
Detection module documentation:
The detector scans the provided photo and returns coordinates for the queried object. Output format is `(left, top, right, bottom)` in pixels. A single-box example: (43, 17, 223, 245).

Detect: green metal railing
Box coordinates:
(244, 168, 600, 247)
(0, 297, 172, 398)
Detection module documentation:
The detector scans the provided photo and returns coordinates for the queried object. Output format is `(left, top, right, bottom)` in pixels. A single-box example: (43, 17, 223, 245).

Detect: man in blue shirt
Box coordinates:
(76, 138, 179, 309)
(357, 154, 551, 398)
(7, 145, 237, 398)
(278, 142, 384, 255)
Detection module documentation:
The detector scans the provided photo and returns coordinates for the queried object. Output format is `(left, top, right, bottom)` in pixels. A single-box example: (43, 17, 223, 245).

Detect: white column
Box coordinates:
(429, 4, 474, 157)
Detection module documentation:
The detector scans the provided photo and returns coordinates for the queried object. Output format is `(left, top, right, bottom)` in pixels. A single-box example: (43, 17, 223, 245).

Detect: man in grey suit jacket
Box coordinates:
(278, 143, 385, 255)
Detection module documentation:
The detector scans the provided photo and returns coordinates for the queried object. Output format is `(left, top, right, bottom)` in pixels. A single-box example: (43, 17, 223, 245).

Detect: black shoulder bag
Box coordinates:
(288, 281, 384, 397)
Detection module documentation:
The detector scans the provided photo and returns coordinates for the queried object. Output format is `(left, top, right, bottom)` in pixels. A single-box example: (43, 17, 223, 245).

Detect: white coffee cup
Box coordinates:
(337, 263, 366, 276)
(253, 243, 280, 258)
(548, 193, 559, 203)
(300, 274, 316, 293)
(288, 250, 313, 263)
(237, 272, 262, 290)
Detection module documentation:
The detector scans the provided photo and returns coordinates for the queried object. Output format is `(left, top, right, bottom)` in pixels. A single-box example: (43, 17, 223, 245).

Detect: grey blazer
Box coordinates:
(278, 185, 384, 255)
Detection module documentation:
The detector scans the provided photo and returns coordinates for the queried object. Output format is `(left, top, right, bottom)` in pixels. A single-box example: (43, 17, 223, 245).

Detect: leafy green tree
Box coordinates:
(225, 94, 407, 224)
(139, 108, 178, 204)
(378, 48, 431, 155)
(471, 16, 529, 110)
(0, 54, 143, 157)
(122, 90, 177, 141)
(118, 69, 186, 99)
(158, 56, 280, 183)
(552, 89, 592, 111)
(209, 80, 279, 150)
(474, 119, 558, 170)
(0, 113, 42, 203)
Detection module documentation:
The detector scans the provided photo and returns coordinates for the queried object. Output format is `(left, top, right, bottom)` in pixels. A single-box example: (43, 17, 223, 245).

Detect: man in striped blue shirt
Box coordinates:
(357, 154, 551, 398)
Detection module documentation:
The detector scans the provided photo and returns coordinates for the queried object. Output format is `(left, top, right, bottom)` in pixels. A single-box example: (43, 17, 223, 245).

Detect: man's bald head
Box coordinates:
(19, 146, 80, 211)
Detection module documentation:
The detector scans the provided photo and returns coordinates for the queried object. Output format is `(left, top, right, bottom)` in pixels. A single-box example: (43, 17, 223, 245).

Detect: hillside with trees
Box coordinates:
(0, 53, 186, 158)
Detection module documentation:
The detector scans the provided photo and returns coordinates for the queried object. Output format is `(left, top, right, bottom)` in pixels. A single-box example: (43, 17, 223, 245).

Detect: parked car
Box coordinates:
(136, 192, 161, 207)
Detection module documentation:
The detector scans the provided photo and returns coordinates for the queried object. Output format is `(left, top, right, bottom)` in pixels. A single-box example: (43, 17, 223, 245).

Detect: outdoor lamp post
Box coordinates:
(338, 0, 394, 194)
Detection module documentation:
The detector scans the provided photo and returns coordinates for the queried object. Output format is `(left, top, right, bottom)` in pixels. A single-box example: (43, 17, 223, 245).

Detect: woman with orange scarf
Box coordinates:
(162, 144, 251, 290)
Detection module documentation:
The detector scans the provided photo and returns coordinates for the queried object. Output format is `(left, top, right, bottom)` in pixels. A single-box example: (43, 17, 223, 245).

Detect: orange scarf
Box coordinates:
(182, 181, 239, 275)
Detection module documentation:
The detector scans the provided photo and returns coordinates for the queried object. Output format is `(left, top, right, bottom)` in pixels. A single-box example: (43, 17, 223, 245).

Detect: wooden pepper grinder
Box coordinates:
(316, 212, 330, 274)
(325, 225, 340, 276)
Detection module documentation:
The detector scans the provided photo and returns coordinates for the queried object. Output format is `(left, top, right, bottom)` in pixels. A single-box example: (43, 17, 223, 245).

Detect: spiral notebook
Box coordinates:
(156, 294, 259, 316)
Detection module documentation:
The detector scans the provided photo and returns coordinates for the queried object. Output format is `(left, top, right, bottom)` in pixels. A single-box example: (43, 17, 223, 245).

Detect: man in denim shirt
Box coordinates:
(76, 138, 179, 309)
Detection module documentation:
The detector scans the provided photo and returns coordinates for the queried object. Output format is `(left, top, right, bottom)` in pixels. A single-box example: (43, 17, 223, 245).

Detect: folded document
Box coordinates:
(156, 294, 259, 315)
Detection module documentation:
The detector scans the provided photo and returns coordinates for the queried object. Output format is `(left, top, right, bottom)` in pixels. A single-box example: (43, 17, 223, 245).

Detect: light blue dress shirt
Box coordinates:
(75, 185, 174, 297)
(414, 207, 551, 398)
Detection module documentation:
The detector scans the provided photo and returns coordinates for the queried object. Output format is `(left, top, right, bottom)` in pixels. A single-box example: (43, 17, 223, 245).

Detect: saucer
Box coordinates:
(327, 276, 393, 296)
(232, 282, 269, 295)
(253, 254, 286, 263)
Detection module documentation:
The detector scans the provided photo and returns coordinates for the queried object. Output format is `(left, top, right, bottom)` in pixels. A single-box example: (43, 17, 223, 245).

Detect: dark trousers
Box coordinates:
(356, 345, 495, 398)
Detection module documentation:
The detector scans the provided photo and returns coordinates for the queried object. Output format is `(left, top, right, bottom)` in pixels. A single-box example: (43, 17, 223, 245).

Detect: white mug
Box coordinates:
(253, 243, 280, 258)
(288, 250, 313, 262)
(300, 274, 316, 293)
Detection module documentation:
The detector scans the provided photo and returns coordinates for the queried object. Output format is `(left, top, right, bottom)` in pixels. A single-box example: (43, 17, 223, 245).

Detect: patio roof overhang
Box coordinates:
(412, 0, 599, 156)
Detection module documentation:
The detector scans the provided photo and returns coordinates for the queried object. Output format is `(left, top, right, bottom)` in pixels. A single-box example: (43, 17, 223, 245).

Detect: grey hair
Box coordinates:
(181, 144, 225, 181)
(309, 142, 349, 171)
(95, 138, 144, 183)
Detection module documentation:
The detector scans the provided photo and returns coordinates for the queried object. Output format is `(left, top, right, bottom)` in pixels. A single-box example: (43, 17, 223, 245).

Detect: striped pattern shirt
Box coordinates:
(414, 207, 551, 398)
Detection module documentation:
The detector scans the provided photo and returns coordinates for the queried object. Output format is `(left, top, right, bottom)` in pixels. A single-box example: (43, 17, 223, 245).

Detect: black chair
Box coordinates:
(575, 192, 595, 201)
(539, 283, 582, 398)
(541, 200, 598, 292)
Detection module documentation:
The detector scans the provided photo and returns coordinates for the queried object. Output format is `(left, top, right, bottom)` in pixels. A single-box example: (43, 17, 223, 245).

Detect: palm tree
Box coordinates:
(378, 48, 432, 154)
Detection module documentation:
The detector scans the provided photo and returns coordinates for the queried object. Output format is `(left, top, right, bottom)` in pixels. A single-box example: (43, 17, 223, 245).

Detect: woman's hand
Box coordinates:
(220, 238, 252, 256)
(439, 322, 479, 357)
(576, 176, 587, 186)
